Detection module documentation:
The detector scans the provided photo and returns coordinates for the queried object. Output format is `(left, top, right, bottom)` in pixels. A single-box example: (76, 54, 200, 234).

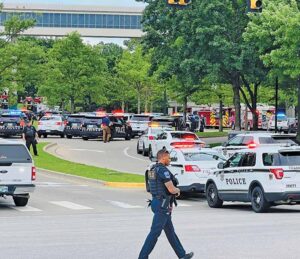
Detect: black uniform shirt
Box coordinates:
(23, 126, 37, 140)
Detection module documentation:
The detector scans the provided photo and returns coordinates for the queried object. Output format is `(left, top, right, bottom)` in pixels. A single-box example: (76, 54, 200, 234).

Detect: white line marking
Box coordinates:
(69, 149, 104, 153)
(11, 206, 42, 212)
(123, 147, 149, 162)
(177, 203, 192, 207)
(107, 200, 143, 209)
(50, 201, 93, 210)
(36, 182, 88, 187)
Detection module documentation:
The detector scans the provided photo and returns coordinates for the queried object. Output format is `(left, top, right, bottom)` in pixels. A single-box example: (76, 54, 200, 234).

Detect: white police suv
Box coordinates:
(148, 131, 205, 159)
(137, 124, 172, 156)
(213, 132, 297, 158)
(145, 143, 226, 194)
(206, 145, 300, 212)
(0, 139, 36, 206)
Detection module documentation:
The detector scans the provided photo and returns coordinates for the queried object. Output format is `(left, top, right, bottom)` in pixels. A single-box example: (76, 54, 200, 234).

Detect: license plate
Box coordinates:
(87, 125, 95, 129)
(7, 123, 13, 127)
(0, 186, 8, 192)
(46, 130, 51, 133)
(72, 123, 78, 127)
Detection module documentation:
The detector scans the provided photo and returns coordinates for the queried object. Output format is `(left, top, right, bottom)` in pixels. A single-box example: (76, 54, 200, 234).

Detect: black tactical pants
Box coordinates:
(26, 138, 38, 156)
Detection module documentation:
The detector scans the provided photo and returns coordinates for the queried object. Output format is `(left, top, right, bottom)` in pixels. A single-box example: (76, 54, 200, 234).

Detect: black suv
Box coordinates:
(0, 114, 25, 137)
(64, 114, 85, 139)
(109, 115, 132, 141)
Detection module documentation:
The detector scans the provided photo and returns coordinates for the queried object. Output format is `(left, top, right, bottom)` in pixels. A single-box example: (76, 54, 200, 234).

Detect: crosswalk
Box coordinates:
(1, 200, 194, 213)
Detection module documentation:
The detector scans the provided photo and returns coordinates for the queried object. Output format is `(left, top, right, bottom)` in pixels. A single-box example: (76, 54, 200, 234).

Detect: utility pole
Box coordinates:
(275, 76, 279, 133)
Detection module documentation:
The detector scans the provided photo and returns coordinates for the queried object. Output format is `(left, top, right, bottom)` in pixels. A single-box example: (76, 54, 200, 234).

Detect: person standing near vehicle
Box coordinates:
(22, 120, 39, 156)
(101, 116, 111, 143)
(138, 149, 194, 259)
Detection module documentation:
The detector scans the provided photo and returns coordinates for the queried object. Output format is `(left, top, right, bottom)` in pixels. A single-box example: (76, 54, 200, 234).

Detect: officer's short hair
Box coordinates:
(157, 149, 169, 161)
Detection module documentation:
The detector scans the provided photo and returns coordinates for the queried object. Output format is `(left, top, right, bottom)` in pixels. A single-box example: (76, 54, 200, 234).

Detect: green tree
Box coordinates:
(40, 33, 108, 112)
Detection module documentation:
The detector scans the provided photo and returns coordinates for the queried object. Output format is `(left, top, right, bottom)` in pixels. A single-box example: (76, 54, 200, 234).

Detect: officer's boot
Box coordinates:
(180, 252, 194, 259)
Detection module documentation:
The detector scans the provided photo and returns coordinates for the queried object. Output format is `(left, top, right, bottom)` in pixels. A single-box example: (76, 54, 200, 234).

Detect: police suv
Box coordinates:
(0, 111, 25, 138)
(128, 114, 153, 137)
(206, 146, 300, 213)
(0, 139, 36, 206)
(64, 114, 85, 139)
(213, 132, 297, 158)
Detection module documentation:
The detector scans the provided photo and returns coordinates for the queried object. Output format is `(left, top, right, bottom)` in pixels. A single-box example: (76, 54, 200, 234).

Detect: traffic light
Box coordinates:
(167, 0, 192, 6)
(248, 0, 262, 13)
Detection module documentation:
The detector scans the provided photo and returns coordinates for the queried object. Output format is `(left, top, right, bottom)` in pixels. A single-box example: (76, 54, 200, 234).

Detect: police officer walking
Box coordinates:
(138, 149, 194, 259)
(22, 120, 39, 156)
(101, 116, 111, 143)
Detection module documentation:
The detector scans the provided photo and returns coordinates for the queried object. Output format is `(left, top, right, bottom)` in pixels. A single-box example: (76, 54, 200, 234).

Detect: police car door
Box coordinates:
(218, 153, 247, 201)
(154, 132, 168, 156)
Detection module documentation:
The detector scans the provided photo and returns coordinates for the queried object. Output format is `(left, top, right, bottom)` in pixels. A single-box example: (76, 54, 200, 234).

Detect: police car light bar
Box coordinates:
(269, 168, 284, 180)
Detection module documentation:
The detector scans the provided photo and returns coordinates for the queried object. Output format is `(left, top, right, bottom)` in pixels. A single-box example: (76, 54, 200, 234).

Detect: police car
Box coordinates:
(148, 131, 205, 159)
(81, 115, 132, 141)
(145, 143, 226, 194)
(137, 124, 172, 156)
(64, 114, 85, 139)
(37, 115, 65, 138)
(206, 146, 300, 213)
(0, 111, 26, 137)
(128, 114, 153, 137)
(213, 132, 297, 158)
(0, 139, 36, 206)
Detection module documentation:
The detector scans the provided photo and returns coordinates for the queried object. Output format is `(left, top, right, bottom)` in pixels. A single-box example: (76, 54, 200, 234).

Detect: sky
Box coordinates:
(6, 0, 146, 7)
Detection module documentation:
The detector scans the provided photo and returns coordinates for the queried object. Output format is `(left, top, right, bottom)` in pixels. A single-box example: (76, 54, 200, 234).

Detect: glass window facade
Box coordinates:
(0, 11, 142, 29)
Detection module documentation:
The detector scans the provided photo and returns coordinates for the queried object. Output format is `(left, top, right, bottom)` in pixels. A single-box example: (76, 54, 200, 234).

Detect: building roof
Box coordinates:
(3, 3, 144, 15)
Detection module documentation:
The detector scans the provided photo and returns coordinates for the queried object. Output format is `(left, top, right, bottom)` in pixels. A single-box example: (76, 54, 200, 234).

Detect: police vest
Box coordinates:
(147, 164, 169, 197)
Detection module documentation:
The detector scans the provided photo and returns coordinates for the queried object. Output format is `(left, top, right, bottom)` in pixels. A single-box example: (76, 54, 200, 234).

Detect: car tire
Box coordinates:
(13, 195, 29, 207)
(251, 186, 270, 213)
(82, 137, 89, 141)
(43, 134, 47, 138)
(148, 146, 153, 159)
(38, 134, 42, 138)
(142, 144, 148, 156)
(206, 183, 223, 208)
(125, 133, 131, 141)
(60, 134, 65, 138)
(67, 135, 72, 139)
(137, 143, 142, 154)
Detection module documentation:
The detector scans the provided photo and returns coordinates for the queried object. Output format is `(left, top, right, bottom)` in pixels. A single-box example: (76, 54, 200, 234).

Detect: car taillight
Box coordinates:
(32, 166, 36, 181)
(148, 135, 154, 140)
(38, 122, 42, 125)
(184, 165, 201, 172)
(269, 168, 284, 180)
(56, 122, 62, 126)
(171, 142, 196, 148)
(248, 142, 257, 149)
(64, 120, 67, 126)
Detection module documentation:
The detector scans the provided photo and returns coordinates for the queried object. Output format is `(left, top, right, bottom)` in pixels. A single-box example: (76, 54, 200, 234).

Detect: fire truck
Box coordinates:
(195, 104, 275, 130)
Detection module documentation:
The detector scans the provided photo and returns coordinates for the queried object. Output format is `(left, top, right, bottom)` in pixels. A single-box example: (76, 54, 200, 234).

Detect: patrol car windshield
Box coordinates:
(41, 116, 61, 121)
(131, 115, 151, 121)
(171, 133, 198, 140)
(183, 152, 226, 162)
(67, 116, 85, 123)
(263, 152, 300, 166)
(0, 145, 32, 163)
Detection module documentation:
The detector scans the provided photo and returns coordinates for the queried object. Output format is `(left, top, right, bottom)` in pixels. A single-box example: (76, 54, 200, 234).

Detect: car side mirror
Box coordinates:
(217, 162, 224, 169)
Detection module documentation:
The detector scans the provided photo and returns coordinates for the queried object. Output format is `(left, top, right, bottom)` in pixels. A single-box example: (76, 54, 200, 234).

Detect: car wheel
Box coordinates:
(251, 186, 270, 213)
(13, 195, 29, 207)
(82, 137, 89, 141)
(148, 146, 153, 159)
(60, 134, 65, 138)
(137, 143, 142, 154)
(67, 135, 72, 139)
(125, 133, 131, 140)
(206, 183, 223, 208)
(38, 134, 42, 138)
(43, 134, 47, 138)
(142, 144, 148, 156)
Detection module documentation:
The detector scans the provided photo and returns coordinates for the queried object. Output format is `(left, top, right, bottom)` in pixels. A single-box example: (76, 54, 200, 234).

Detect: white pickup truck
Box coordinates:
(0, 140, 36, 206)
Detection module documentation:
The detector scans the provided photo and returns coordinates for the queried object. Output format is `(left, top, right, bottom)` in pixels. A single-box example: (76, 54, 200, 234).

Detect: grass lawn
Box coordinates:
(196, 131, 228, 138)
(33, 143, 145, 183)
(208, 143, 222, 148)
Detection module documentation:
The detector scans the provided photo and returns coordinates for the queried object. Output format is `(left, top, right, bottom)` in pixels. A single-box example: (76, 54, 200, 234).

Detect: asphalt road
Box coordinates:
(1, 170, 300, 259)
(43, 136, 227, 175)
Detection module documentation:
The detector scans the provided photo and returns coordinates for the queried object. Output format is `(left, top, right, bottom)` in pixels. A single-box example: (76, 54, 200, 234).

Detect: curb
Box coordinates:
(104, 182, 145, 188)
(39, 143, 145, 189)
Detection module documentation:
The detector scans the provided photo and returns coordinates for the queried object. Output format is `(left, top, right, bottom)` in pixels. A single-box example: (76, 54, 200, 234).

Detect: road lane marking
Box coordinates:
(107, 200, 144, 209)
(177, 203, 192, 207)
(11, 206, 42, 212)
(50, 201, 93, 210)
(36, 182, 88, 187)
(69, 148, 104, 153)
(123, 147, 149, 162)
